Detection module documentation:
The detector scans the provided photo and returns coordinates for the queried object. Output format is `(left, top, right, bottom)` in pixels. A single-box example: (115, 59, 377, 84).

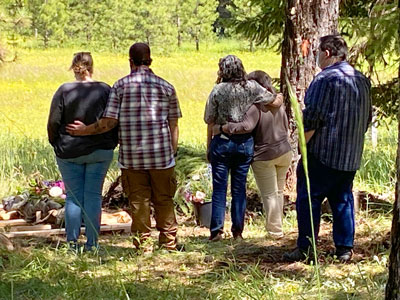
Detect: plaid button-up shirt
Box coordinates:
(304, 61, 372, 171)
(103, 67, 182, 170)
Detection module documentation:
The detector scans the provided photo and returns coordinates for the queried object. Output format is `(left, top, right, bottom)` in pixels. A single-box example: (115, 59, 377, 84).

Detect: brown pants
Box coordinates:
(121, 167, 178, 249)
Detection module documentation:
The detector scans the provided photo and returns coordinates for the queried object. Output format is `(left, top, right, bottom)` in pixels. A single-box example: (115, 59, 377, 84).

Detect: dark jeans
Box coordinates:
(296, 153, 356, 250)
(210, 134, 254, 238)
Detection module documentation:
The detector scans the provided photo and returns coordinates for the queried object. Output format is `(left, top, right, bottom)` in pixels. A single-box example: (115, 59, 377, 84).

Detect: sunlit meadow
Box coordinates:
(0, 42, 397, 299)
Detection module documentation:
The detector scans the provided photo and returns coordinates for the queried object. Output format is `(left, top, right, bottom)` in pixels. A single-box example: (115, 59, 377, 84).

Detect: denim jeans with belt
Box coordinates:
(56, 149, 113, 248)
(210, 133, 254, 238)
(296, 152, 356, 250)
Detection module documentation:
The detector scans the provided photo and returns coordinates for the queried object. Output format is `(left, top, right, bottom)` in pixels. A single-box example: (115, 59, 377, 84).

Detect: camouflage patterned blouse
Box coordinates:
(203, 80, 275, 125)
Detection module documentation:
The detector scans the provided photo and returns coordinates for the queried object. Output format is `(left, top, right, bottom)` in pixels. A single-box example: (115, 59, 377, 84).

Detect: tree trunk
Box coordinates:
(386, 102, 400, 299)
(280, 0, 339, 191)
(177, 16, 182, 48)
(385, 3, 400, 296)
(44, 29, 49, 48)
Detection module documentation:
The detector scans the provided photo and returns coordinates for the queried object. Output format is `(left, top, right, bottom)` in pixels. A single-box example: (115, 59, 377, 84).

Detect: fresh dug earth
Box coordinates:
(225, 222, 391, 270)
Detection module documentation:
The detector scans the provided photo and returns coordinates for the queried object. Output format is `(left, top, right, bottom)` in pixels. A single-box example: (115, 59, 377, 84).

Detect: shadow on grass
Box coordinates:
(1, 227, 390, 300)
(0, 240, 217, 300)
(0, 274, 216, 300)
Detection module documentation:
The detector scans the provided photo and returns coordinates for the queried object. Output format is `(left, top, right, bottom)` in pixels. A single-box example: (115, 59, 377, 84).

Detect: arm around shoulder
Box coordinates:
(223, 105, 260, 135)
(66, 117, 118, 136)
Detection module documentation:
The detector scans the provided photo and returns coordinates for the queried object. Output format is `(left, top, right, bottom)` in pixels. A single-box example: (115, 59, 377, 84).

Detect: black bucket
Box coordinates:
(193, 202, 212, 228)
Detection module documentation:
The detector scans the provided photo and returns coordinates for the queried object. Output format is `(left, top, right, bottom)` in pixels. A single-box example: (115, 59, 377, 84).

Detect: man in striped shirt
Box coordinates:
(67, 43, 182, 251)
(284, 35, 372, 262)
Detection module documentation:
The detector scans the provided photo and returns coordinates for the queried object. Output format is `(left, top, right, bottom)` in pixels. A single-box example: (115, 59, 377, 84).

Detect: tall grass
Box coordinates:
(0, 45, 281, 197)
(286, 77, 321, 299)
(356, 122, 397, 196)
(0, 46, 395, 198)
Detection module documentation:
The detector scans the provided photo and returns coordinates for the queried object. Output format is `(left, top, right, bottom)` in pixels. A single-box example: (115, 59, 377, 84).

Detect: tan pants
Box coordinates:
(251, 151, 293, 236)
(121, 167, 178, 249)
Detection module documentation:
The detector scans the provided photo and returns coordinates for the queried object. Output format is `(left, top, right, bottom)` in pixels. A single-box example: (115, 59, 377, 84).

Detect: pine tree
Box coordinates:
(28, 0, 69, 47)
(178, 0, 218, 51)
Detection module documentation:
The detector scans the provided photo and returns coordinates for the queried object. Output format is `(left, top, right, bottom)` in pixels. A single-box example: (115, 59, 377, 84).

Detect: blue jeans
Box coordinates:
(56, 149, 113, 248)
(210, 134, 254, 238)
(296, 152, 356, 250)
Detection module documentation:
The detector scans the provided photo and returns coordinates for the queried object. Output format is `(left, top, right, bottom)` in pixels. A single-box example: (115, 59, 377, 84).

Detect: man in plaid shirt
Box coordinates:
(67, 43, 182, 251)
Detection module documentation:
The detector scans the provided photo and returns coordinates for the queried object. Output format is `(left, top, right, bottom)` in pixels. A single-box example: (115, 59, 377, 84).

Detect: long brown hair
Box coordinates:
(247, 70, 276, 94)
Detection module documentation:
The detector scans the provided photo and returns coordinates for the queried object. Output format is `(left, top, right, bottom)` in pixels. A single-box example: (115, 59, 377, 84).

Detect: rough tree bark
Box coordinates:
(385, 2, 400, 296)
(280, 0, 339, 190)
(386, 88, 400, 299)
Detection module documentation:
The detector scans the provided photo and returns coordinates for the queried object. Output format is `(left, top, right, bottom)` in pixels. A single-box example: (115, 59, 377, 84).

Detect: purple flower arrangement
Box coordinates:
(31, 180, 66, 201)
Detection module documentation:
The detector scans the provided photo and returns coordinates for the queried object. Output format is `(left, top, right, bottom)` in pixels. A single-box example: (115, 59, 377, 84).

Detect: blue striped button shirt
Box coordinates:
(303, 61, 372, 171)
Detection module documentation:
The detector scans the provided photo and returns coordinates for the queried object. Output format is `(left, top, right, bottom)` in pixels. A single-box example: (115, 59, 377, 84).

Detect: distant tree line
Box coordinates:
(0, 0, 398, 78)
(0, 0, 219, 51)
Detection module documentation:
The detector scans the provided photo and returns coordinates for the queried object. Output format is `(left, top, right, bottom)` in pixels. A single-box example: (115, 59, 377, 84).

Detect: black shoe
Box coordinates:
(283, 248, 309, 262)
(67, 242, 82, 254)
(334, 246, 353, 262)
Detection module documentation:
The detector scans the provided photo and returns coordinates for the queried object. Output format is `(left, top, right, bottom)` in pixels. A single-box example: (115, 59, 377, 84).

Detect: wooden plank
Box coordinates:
(99, 224, 131, 233)
(3, 223, 131, 238)
(10, 225, 52, 232)
(4, 228, 66, 238)
(0, 219, 28, 228)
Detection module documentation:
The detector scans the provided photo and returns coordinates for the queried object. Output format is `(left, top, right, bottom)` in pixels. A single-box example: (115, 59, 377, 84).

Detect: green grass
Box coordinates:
(356, 122, 397, 195)
(0, 210, 391, 299)
(0, 44, 395, 198)
(0, 43, 282, 196)
(0, 43, 397, 299)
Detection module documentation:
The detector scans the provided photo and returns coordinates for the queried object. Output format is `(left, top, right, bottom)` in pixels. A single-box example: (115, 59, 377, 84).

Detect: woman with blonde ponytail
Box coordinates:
(47, 52, 118, 251)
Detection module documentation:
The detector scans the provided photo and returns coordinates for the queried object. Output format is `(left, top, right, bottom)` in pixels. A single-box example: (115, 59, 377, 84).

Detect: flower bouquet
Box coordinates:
(183, 164, 213, 227)
(1, 175, 66, 224)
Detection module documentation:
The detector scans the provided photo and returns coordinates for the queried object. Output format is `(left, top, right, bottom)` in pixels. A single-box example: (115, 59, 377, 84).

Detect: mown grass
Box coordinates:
(0, 42, 397, 299)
